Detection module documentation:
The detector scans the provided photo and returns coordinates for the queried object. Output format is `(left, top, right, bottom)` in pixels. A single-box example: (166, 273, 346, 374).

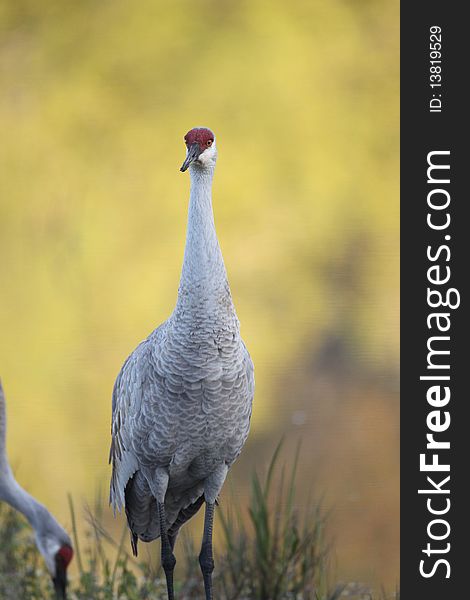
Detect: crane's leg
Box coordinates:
(199, 501, 215, 600)
(168, 531, 178, 552)
(157, 501, 176, 600)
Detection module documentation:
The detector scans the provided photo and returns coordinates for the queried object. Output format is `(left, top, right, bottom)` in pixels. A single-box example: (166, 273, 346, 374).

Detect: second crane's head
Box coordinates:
(35, 514, 74, 599)
(180, 127, 217, 172)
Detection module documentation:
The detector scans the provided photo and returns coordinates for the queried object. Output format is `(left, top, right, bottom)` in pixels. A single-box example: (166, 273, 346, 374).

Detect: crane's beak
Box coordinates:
(52, 568, 68, 599)
(180, 143, 201, 172)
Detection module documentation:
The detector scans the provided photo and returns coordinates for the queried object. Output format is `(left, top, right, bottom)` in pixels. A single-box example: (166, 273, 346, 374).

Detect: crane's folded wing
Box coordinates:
(109, 340, 149, 512)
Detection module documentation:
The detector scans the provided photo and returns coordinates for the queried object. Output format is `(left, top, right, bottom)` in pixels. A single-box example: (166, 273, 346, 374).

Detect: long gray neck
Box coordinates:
(0, 385, 38, 528)
(0, 468, 44, 529)
(0, 384, 67, 542)
(174, 165, 235, 324)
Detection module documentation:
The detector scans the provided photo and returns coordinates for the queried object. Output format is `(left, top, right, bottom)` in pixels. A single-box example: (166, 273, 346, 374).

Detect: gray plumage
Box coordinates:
(109, 128, 254, 572)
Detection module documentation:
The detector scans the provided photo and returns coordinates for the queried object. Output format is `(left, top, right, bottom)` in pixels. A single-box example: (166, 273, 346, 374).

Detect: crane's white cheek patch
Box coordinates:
(36, 535, 61, 574)
(197, 147, 217, 166)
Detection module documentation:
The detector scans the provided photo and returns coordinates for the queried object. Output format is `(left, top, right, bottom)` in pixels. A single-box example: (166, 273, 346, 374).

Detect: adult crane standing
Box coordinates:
(109, 127, 254, 600)
(0, 380, 73, 599)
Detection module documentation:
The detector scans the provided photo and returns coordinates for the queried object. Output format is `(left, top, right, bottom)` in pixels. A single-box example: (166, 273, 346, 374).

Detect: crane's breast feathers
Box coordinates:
(109, 333, 255, 512)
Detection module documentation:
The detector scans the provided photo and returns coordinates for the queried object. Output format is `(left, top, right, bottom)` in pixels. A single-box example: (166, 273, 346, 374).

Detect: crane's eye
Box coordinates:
(207, 140, 213, 147)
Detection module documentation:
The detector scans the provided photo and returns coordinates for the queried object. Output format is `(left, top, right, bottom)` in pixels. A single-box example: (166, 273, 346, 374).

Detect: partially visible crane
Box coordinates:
(0, 380, 73, 599)
(110, 127, 254, 600)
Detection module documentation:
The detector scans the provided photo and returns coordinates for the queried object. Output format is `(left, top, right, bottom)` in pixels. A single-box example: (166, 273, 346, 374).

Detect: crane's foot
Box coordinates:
(199, 502, 215, 600)
(158, 502, 176, 600)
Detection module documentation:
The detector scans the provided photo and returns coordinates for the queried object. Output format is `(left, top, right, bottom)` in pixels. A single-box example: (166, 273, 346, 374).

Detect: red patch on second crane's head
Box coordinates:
(57, 544, 74, 568)
(184, 127, 215, 151)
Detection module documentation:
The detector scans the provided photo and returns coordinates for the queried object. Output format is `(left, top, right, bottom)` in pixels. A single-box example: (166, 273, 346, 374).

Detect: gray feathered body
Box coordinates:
(110, 159, 254, 549)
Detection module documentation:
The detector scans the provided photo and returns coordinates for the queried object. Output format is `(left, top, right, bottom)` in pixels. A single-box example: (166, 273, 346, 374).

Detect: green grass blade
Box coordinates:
(67, 493, 83, 576)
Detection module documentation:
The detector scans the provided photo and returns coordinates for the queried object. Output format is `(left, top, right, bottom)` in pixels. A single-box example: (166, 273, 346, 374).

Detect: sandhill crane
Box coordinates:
(109, 127, 254, 600)
(0, 380, 73, 599)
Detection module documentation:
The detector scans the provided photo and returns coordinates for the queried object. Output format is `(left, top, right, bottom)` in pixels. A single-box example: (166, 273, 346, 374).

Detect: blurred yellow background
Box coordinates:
(0, 0, 399, 590)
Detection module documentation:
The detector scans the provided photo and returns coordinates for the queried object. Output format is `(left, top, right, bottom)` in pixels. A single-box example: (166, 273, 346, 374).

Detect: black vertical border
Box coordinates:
(401, 3, 467, 598)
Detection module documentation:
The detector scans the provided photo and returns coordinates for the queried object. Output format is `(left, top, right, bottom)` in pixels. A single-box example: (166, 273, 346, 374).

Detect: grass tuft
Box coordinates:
(0, 446, 398, 599)
(217, 440, 336, 600)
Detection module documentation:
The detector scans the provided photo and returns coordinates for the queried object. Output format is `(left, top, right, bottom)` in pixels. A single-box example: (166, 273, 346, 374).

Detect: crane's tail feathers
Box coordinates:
(130, 531, 138, 557)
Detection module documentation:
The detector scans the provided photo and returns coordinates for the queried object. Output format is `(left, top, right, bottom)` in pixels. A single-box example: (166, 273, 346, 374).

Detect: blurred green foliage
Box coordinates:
(0, 0, 399, 589)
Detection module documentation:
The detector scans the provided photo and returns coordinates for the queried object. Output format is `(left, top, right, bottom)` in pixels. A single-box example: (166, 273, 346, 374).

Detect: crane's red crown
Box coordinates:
(57, 544, 74, 568)
(184, 127, 215, 151)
